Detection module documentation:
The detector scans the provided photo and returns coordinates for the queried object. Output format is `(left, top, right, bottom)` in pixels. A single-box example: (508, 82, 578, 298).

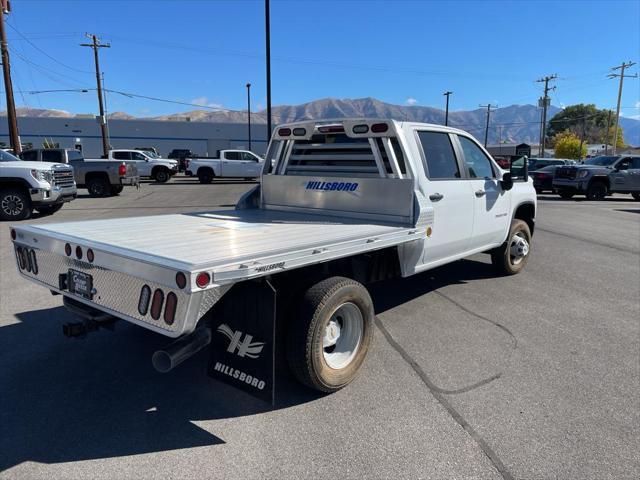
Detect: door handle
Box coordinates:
(475, 190, 486, 197)
(429, 193, 444, 202)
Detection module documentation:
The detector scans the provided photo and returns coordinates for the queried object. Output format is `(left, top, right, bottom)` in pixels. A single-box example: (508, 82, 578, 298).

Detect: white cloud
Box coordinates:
(635, 100, 640, 108)
(405, 97, 418, 106)
(190, 96, 223, 109)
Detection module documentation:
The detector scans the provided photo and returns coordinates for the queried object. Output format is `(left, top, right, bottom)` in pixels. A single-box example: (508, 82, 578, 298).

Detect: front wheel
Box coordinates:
(0, 188, 32, 221)
(586, 181, 608, 201)
(491, 219, 532, 275)
(36, 203, 63, 215)
(287, 276, 374, 393)
(154, 169, 170, 183)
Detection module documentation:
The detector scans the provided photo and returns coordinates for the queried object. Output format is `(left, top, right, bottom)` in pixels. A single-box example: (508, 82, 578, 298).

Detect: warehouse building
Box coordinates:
(0, 116, 269, 158)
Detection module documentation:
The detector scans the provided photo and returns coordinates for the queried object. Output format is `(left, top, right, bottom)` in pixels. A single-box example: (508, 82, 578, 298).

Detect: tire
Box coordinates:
(287, 276, 374, 393)
(154, 168, 170, 183)
(558, 190, 574, 199)
(110, 185, 124, 196)
(86, 177, 109, 197)
(198, 168, 214, 184)
(491, 219, 532, 275)
(0, 187, 32, 221)
(632, 193, 640, 201)
(36, 203, 63, 216)
(586, 181, 607, 201)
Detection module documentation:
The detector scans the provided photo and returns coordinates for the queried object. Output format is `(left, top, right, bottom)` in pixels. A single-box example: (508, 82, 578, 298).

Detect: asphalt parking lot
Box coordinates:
(1, 177, 639, 479)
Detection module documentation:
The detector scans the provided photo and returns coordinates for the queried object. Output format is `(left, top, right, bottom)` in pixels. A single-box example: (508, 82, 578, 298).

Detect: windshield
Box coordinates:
(144, 151, 159, 158)
(0, 150, 20, 162)
(583, 156, 618, 166)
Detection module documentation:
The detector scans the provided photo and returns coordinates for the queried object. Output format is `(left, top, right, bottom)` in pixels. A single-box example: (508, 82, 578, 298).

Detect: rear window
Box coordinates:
(417, 131, 460, 179)
(285, 134, 379, 177)
(42, 150, 63, 163)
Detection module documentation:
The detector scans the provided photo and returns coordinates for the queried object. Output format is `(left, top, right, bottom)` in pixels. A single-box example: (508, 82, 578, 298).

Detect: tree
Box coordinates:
(554, 131, 586, 159)
(547, 104, 625, 148)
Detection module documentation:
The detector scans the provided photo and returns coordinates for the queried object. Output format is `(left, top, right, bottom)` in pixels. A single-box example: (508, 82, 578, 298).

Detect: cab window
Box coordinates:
(241, 152, 258, 161)
(225, 152, 241, 160)
(113, 152, 131, 160)
(458, 136, 495, 179)
(20, 150, 38, 161)
(416, 131, 460, 179)
(132, 152, 147, 161)
(42, 150, 62, 163)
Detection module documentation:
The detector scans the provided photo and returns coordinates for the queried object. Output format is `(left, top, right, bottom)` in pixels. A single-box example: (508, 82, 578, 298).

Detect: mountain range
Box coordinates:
(5, 97, 640, 146)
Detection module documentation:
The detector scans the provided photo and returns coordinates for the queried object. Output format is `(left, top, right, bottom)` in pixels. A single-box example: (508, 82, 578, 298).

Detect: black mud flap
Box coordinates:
(208, 279, 276, 404)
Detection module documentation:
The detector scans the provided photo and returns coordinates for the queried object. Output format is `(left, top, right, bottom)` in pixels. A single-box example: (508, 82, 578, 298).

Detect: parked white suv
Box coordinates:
(87, 149, 178, 183)
(0, 150, 76, 220)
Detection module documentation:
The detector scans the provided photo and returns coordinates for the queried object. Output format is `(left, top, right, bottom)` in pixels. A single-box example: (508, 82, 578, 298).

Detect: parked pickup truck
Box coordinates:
(185, 149, 264, 183)
(19, 148, 139, 197)
(553, 155, 640, 200)
(1, 149, 76, 220)
(11, 119, 535, 400)
(96, 149, 178, 183)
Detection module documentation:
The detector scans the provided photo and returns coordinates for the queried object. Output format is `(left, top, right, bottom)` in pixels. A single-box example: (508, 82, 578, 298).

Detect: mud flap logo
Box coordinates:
(216, 324, 265, 359)
(208, 280, 276, 404)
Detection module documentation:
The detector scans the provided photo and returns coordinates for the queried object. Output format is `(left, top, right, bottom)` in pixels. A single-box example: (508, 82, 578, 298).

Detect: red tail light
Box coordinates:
(65, 243, 72, 256)
(118, 164, 126, 176)
(164, 292, 177, 325)
(175, 272, 187, 289)
(75, 246, 83, 260)
(195, 272, 210, 288)
(537, 173, 549, 179)
(87, 248, 95, 263)
(150, 289, 164, 320)
(371, 123, 389, 133)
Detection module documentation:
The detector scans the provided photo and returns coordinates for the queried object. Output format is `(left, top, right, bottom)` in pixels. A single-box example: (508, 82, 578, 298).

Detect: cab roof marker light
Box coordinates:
(292, 127, 306, 136)
(371, 123, 389, 133)
(278, 128, 292, 137)
(352, 124, 369, 134)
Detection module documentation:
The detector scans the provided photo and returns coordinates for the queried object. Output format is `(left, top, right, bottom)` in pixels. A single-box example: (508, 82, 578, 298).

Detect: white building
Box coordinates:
(0, 116, 269, 157)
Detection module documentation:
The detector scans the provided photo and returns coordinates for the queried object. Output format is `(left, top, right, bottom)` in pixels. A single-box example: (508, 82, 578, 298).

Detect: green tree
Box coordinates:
(554, 131, 587, 159)
(547, 104, 625, 148)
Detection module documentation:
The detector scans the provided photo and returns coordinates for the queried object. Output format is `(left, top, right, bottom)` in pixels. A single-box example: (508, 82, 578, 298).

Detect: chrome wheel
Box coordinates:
(1, 194, 24, 217)
(322, 302, 363, 370)
(509, 232, 530, 265)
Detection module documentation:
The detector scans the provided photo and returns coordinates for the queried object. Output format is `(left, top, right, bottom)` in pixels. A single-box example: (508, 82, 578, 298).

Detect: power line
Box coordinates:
(5, 21, 93, 74)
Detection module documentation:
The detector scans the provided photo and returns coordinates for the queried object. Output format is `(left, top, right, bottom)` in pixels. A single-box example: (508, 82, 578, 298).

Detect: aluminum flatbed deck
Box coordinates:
(20, 208, 423, 285)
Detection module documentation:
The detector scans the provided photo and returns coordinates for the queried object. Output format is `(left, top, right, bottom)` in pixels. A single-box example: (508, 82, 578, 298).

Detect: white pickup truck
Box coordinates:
(11, 119, 535, 400)
(90, 149, 178, 183)
(185, 149, 264, 183)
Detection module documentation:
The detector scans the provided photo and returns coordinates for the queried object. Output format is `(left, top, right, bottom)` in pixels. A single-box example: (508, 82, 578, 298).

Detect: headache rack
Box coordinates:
(266, 119, 409, 179)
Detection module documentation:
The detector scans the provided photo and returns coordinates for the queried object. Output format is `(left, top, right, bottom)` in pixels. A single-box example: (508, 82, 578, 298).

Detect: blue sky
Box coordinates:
(4, 0, 639, 117)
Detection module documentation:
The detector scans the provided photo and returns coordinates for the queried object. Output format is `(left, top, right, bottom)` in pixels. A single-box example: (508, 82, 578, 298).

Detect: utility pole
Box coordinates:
(246, 83, 252, 150)
(604, 109, 612, 155)
(479, 103, 496, 147)
(443, 91, 452, 126)
(607, 61, 637, 155)
(80, 34, 110, 157)
(265, 0, 272, 141)
(536, 74, 556, 158)
(0, 0, 21, 153)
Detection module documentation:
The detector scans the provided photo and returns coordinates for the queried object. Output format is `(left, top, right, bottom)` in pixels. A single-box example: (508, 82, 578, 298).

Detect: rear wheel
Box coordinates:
(198, 168, 214, 184)
(0, 187, 31, 221)
(36, 203, 63, 215)
(86, 177, 109, 197)
(491, 219, 532, 275)
(586, 181, 607, 201)
(287, 276, 374, 393)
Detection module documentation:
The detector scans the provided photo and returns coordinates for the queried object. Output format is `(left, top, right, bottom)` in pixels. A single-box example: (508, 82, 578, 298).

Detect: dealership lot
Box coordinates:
(1, 178, 638, 479)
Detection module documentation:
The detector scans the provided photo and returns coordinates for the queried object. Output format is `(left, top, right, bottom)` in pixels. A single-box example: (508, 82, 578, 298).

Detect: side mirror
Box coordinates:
(500, 172, 513, 191)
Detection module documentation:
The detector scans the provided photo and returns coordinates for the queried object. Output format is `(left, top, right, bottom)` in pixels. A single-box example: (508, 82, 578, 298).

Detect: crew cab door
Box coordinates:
(130, 151, 152, 177)
(454, 135, 511, 249)
(239, 151, 263, 177)
(220, 151, 244, 176)
(610, 157, 640, 191)
(416, 130, 474, 263)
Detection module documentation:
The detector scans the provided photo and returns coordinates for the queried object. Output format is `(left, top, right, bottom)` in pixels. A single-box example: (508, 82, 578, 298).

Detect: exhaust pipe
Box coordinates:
(152, 327, 212, 373)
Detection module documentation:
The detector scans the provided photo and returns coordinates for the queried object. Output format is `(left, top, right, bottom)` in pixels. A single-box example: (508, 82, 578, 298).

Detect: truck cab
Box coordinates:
(105, 150, 178, 183)
(186, 150, 264, 183)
